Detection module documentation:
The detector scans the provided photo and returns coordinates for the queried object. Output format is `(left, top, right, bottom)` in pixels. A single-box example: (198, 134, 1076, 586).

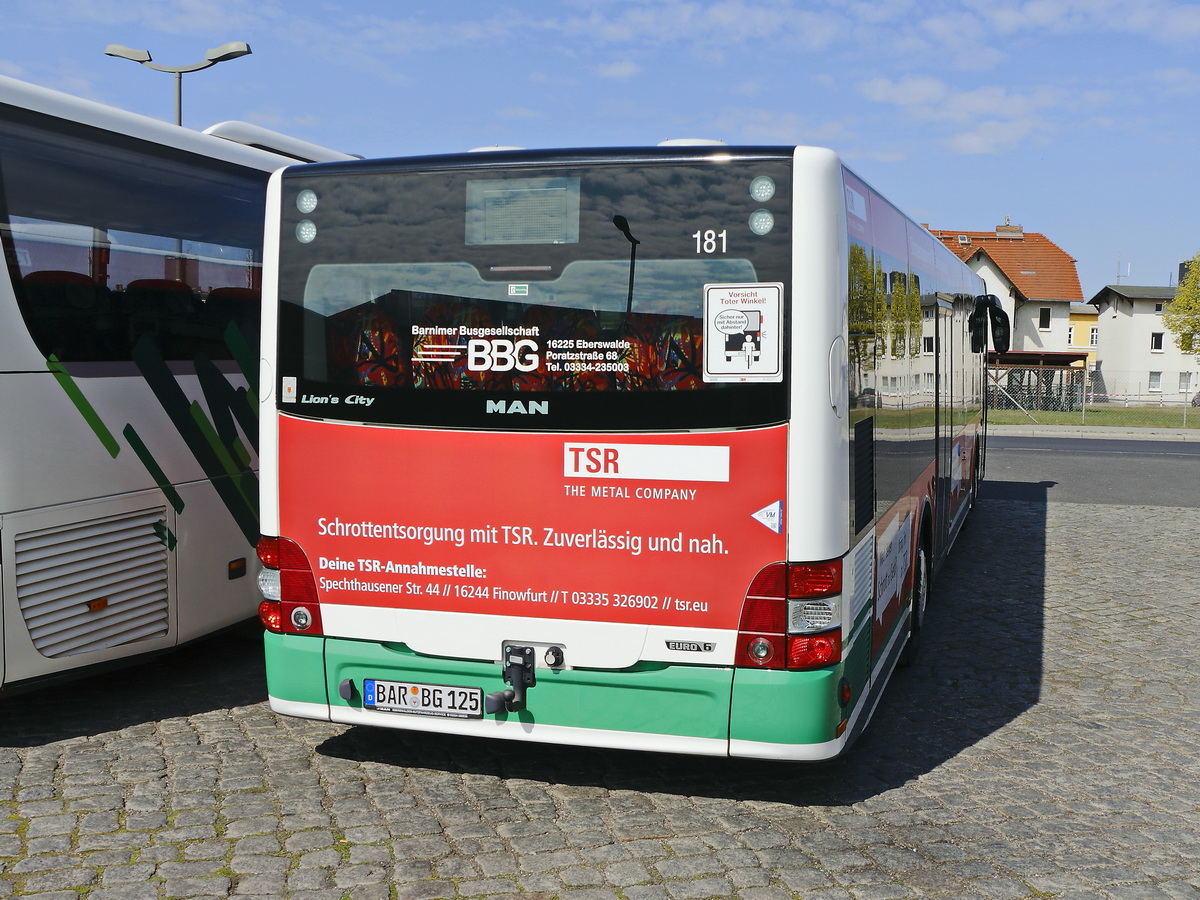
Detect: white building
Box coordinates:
(927, 222, 1084, 355)
(1088, 285, 1200, 403)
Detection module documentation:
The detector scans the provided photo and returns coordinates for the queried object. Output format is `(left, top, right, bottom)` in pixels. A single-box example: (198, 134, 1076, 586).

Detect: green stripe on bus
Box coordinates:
(232, 436, 252, 468)
(223, 320, 258, 399)
(189, 400, 242, 477)
(122, 424, 185, 514)
(46, 355, 121, 458)
(187, 402, 258, 511)
(152, 521, 178, 550)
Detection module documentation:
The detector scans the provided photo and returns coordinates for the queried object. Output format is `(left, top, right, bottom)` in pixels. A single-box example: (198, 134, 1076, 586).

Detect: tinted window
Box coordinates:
(0, 105, 267, 362)
(277, 154, 792, 431)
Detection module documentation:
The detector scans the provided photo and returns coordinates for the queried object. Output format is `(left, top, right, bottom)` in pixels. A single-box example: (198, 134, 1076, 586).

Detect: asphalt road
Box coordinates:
(982, 435, 1200, 507)
(2, 436, 1199, 899)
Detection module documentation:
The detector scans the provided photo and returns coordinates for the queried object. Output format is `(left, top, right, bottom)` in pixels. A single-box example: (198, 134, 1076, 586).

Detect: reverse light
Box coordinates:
(290, 606, 313, 631)
(748, 637, 775, 663)
(737, 561, 843, 670)
(256, 536, 323, 635)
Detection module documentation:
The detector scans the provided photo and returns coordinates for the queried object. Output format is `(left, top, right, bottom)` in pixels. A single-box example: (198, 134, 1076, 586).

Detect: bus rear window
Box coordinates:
(305, 258, 758, 393)
(277, 158, 791, 430)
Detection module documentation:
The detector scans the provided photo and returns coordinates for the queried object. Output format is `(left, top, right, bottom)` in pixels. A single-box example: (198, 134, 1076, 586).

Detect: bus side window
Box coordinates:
(20, 270, 125, 361)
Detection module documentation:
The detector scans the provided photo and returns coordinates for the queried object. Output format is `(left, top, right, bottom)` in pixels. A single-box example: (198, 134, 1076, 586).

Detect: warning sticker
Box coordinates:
(703, 283, 783, 382)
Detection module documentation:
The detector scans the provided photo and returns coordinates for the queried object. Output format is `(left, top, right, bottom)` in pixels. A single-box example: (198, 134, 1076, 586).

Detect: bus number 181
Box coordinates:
(693, 229, 727, 254)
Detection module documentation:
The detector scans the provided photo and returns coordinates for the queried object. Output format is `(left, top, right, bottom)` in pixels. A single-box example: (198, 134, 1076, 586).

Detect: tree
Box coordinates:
(847, 243, 877, 391)
(907, 272, 922, 359)
(1164, 249, 1200, 361)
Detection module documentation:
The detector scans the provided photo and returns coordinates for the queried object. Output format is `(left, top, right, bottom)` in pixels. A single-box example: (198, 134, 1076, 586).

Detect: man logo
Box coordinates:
(486, 399, 549, 415)
(665, 640, 716, 653)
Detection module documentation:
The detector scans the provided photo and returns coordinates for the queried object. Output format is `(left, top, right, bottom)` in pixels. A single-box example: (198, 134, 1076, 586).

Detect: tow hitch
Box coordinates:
(485, 644, 537, 714)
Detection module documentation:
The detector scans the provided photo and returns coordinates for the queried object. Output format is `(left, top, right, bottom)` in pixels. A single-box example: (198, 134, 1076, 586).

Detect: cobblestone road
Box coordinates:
(3, 495, 1200, 900)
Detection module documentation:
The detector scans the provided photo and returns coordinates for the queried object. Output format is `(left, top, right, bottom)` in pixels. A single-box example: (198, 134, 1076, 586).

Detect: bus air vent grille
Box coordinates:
(14, 507, 170, 658)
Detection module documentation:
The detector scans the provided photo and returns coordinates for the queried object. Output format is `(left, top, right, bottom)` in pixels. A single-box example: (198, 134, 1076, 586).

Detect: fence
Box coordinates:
(988, 365, 1198, 428)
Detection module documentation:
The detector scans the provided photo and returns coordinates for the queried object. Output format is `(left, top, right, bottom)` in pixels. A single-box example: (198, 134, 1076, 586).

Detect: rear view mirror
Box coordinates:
(988, 304, 1011, 354)
(969, 303, 988, 353)
(972, 295, 1011, 354)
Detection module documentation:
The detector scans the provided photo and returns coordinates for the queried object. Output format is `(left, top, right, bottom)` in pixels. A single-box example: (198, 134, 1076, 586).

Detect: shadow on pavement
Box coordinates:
(318, 491, 1050, 805)
(979, 478, 1057, 503)
(0, 619, 266, 748)
(1, 486, 1050, 808)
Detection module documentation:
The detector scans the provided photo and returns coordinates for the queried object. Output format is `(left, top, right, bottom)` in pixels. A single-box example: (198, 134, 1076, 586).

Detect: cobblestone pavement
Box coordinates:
(3, 497, 1200, 900)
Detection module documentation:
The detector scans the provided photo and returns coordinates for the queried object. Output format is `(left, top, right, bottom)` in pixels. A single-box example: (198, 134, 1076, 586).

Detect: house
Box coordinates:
(1068, 301, 1100, 368)
(1088, 285, 1199, 403)
(927, 221, 1084, 356)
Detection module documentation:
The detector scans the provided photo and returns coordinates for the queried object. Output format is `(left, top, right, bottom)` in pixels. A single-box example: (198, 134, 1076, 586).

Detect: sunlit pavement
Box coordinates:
(2, 495, 1199, 899)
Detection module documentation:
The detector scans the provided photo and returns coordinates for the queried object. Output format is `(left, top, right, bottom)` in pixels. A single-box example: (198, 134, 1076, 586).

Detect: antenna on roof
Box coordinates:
(1115, 254, 1130, 284)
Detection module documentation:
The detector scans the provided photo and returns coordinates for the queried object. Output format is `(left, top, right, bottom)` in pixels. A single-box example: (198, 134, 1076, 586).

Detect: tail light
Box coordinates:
(256, 536, 323, 635)
(736, 561, 843, 670)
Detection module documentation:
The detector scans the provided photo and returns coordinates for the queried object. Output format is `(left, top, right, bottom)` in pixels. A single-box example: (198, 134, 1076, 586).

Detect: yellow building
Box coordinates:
(1068, 301, 1099, 368)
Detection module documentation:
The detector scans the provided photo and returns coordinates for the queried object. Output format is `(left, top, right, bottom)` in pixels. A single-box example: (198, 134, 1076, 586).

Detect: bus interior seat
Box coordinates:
(21, 270, 123, 360)
(123, 278, 198, 357)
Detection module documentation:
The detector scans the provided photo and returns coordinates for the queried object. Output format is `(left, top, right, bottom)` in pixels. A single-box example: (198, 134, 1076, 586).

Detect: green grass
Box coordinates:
(988, 407, 1200, 428)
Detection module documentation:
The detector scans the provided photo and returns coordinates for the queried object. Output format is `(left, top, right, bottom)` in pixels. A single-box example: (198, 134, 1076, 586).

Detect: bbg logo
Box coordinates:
(467, 339, 539, 372)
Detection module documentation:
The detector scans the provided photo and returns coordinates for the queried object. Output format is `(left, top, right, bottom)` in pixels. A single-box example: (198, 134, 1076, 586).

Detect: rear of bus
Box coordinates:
(259, 145, 864, 760)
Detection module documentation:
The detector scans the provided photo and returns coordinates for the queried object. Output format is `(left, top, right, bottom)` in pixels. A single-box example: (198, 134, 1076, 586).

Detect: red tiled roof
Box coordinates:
(928, 228, 1083, 303)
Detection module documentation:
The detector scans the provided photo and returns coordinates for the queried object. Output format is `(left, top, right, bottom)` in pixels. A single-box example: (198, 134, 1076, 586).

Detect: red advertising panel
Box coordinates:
(278, 417, 788, 631)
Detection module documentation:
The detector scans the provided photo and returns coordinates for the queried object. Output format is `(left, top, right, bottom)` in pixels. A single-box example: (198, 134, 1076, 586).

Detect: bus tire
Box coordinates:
(898, 544, 928, 668)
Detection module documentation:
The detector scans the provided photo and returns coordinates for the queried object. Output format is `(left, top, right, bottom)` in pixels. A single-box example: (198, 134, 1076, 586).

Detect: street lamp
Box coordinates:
(104, 41, 252, 126)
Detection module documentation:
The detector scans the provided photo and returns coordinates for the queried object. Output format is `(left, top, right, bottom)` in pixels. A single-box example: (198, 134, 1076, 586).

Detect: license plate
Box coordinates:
(363, 679, 483, 719)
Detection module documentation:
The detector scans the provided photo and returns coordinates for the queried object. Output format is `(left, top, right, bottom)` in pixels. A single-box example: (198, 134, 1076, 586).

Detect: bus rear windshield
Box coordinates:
(277, 158, 791, 431)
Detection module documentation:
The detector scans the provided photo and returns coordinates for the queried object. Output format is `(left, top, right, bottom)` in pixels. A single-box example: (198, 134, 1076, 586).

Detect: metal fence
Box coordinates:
(988, 366, 1198, 428)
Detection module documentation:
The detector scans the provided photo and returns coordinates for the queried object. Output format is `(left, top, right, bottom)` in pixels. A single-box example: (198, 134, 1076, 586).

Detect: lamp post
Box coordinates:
(104, 41, 252, 126)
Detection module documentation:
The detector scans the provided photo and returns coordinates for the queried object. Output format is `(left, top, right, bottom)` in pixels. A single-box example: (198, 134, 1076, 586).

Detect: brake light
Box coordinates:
(737, 561, 843, 670)
(787, 631, 842, 668)
(256, 536, 323, 635)
(258, 599, 284, 633)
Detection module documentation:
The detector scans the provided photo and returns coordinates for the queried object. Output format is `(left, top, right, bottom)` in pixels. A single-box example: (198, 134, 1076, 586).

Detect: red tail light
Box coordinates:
(258, 599, 284, 633)
(737, 561, 843, 670)
(787, 631, 842, 668)
(256, 536, 323, 636)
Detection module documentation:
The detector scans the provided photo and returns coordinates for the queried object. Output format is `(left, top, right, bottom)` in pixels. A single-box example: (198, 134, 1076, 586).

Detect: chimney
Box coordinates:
(996, 214, 1023, 238)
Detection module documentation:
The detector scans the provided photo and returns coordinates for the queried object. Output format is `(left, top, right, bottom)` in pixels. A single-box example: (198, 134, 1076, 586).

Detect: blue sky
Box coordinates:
(4, 0, 1199, 298)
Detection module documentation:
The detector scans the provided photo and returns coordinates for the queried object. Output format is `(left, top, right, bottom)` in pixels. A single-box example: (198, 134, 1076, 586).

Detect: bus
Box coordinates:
(256, 144, 1010, 760)
(0, 75, 353, 693)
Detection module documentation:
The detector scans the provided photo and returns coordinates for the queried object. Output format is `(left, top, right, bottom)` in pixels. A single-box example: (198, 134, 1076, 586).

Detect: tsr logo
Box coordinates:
(467, 339, 539, 372)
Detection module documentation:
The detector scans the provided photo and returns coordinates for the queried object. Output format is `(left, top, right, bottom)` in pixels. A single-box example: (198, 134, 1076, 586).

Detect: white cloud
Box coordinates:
(860, 75, 949, 108)
(710, 108, 855, 146)
(592, 61, 642, 80)
(1149, 67, 1200, 96)
(858, 74, 1082, 154)
(48, 0, 283, 34)
(946, 118, 1037, 155)
(964, 0, 1200, 43)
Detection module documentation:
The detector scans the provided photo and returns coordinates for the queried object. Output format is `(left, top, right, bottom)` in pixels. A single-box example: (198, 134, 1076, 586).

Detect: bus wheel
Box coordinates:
(898, 545, 928, 667)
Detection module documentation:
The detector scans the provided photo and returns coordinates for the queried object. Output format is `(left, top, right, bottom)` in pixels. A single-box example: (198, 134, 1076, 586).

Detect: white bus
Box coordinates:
(0, 75, 352, 692)
(256, 144, 1009, 759)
